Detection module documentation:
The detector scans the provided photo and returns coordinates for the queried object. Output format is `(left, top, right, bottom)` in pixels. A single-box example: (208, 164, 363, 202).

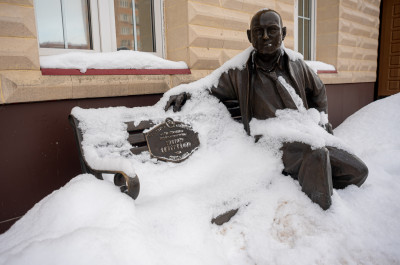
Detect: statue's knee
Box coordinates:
(309, 147, 329, 162)
(355, 163, 368, 187)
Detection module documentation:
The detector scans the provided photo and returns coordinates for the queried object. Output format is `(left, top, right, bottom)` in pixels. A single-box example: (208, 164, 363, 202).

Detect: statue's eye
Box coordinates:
(269, 29, 277, 34)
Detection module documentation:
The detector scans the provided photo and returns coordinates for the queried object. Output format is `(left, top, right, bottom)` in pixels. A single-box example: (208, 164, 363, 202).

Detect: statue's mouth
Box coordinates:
(267, 44, 272, 47)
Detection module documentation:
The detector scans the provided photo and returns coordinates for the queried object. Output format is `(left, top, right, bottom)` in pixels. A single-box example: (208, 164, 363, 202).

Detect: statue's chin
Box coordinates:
(256, 47, 280, 56)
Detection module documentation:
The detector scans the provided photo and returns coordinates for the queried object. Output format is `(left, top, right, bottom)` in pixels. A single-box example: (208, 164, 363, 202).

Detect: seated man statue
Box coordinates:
(165, 9, 368, 210)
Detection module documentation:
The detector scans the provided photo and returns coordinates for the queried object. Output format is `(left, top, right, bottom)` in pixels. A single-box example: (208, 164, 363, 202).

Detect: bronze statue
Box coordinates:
(165, 9, 368, 210)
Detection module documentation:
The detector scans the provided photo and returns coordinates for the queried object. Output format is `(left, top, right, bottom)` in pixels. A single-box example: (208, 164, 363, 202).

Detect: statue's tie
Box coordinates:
(266, 71, 298, 110)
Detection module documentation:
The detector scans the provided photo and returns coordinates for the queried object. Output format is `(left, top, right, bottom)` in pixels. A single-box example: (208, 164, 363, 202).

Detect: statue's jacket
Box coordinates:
(208, 49, 368, 206)
(210, 50, 329, 135)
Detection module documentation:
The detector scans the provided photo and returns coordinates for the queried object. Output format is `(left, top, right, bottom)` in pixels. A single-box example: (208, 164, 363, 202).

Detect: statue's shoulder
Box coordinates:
(282, 49, 308, 69)
(221, 61, 250, 81)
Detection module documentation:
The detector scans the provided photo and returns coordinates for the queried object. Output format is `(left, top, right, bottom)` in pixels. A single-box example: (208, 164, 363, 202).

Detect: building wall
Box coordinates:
(317, 0, 381, 84)
(0, 0, 380, 104)
(165, 0, 295, 79)
(0, 0, 190, 105)
(0, 94, 162, 234)
(316, 0, 340, 70)
(0, 0, 41, 104)
(165, 0, 381, 84)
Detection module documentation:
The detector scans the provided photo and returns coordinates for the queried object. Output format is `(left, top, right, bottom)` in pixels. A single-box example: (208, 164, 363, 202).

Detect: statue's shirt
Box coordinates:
(210, 50, 328, 134)
(252, 54, 301, 120)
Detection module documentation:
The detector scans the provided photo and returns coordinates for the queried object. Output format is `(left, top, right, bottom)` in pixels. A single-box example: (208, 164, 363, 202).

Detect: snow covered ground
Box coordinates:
(1, 47, 399, 265)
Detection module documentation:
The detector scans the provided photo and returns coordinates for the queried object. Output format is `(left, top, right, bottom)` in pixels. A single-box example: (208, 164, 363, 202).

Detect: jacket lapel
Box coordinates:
(287, 57, 308, 108)
(240, 55, 252, 135)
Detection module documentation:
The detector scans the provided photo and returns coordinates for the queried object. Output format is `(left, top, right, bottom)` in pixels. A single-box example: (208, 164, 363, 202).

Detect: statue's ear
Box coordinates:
(282, 27, 287, 41)
(247, 29, 252, 43)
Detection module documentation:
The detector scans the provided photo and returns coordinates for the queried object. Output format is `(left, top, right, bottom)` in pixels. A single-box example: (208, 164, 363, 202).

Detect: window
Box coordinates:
(297, 0, 315, 60)
(34, 0, 164, 57)
(120, 14, 131, 23)
(114, 0, 155, 52)
(35, 0, 92, 50)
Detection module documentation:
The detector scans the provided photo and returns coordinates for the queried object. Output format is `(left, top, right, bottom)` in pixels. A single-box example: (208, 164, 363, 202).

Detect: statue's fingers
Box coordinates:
(173, 104, 180, 112)
(164, 96, 175, 111)
(173, 94, 185, 112)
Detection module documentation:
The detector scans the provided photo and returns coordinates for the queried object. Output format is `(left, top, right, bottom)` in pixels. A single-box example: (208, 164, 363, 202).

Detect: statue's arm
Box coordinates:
(303, 62, 333, 134)
(164, 70, 238, 112)
(209, 70, 238, 102)
(164, 92, 191, 112)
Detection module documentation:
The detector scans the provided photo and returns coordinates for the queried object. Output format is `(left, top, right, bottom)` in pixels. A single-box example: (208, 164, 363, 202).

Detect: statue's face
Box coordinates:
(248, 11, 286, 55)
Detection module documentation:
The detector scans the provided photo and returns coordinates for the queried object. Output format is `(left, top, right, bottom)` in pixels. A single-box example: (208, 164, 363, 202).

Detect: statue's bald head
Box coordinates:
(247, 9, 286, 55)
(250, 9, 283, 29)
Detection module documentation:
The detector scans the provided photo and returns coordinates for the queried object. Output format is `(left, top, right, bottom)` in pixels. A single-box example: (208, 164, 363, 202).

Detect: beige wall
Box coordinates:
(165, 0, 295, 78)
(0, 0, 189, 104)
(0, 0, 381, 104)
(0, 0, 41, 103)
(317, 0, 380, 83)
(166, 0, 381, 84)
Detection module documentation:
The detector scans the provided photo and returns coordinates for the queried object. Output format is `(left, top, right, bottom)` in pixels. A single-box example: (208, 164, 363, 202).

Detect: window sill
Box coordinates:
(41, 68, 191, 75)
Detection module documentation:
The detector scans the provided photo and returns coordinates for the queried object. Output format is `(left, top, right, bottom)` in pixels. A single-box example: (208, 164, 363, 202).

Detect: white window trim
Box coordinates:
(35, 0, 100, 56)
(294, 0, 298, 52)
(295, 0, 316, 61)
(311, 0, 316, 61)
(97, 0, 117, 52)
(36, 0, 165, 58)
(153, 0, 164, 58)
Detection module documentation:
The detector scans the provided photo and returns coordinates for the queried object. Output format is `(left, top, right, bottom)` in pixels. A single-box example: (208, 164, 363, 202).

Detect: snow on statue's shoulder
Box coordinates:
(161, 46, 253, 98)
(282, 44, 304, 61)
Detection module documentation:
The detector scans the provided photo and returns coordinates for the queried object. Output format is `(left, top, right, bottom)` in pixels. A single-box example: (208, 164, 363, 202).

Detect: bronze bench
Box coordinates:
(69, 115, 158, 200)
(69, 101, 240, 201)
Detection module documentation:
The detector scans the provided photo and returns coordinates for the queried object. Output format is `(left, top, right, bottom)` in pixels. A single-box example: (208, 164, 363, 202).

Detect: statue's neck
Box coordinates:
(254, 50, 281, 70)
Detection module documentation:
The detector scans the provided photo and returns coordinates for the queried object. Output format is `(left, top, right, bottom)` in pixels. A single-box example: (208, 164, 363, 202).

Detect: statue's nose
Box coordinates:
(263, 29, 269, 40)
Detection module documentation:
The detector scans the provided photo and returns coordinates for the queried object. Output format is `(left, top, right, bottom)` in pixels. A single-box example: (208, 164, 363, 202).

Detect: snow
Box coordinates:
(281, 43, 336, 73)
(250, 108, 352, 152)
(1, 47, 400, 265)
(277, 76, 306, 111)
(305, 60, 336, 74)
(282, 43, 303, 61)
(39, 45, 333, 76)
(39, 50, 188, 73)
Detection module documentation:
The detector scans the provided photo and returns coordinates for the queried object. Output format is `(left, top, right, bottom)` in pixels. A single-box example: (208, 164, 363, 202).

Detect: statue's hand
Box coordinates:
(324, 123, 334, 135)
(164, 92, 191, 112)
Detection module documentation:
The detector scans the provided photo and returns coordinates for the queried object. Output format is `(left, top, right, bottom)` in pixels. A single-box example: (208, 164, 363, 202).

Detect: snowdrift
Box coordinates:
(1, 47, 399, 264)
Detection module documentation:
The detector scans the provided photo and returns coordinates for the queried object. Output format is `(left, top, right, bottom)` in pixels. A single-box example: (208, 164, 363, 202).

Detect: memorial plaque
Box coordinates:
(145, 118, 200, 162)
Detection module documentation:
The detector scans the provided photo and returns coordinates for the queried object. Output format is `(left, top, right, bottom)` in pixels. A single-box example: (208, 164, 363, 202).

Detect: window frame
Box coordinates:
(35, 0, 164, 58)
(294, 0, 316, 61)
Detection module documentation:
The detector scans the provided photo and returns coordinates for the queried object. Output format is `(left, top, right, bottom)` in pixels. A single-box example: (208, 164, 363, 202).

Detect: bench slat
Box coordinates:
(128, 133, 146, 145)
(228, 106, 241, 118)
(126, 120, 155, 132)
(69, 114, 141, 200)
(223, 100, 240, 108)
(130, 146, 149, 155)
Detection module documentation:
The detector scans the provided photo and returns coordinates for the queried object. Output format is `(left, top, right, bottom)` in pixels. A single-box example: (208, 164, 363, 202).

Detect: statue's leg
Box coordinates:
(326, 146, 368, 189)
(281, 142, 333, 210)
